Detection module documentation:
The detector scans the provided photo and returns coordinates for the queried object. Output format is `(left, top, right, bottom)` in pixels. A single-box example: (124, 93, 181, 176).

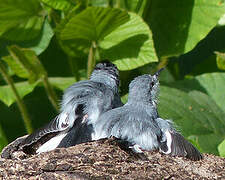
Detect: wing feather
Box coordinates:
(170, 131, 203, 161)
(21, 115, 63, 148)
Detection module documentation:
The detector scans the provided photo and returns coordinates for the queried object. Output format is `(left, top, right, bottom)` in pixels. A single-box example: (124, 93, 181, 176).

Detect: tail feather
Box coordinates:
(160, 130, 202, 161)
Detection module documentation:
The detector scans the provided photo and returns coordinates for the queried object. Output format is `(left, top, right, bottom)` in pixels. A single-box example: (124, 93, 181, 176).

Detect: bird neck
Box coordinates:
(126, 99, 158, 118)
(127, 98, 156, 108)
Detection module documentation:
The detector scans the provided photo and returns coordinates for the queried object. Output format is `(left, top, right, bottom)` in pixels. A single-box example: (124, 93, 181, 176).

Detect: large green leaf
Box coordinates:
(146, 0, 225, 57)
(0, 18, 54, 57)
(41, 0, 74, 11)
(194, 73, 225, 112)
(3, 46, 47, 83)
(169, 73, 225, 113)
(58, 6, 130, 59)
(0, 77, 75, 107)
(27, 18, 54, 55)
(218, 139, 225, 157)
(100, 12, 158, 70)
(61, 6, 129, 41)
(158, 86, 225, 136)
(0, 124, 7, 152)
(0, 81, 38, 106)
(0, 0, 46, 41)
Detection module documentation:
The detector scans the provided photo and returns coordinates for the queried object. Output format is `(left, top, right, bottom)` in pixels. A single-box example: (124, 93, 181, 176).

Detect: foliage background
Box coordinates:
(0, 0, 225, 157)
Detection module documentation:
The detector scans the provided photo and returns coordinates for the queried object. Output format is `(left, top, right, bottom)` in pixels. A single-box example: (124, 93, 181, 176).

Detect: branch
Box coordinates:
(1, 136, 225, 179)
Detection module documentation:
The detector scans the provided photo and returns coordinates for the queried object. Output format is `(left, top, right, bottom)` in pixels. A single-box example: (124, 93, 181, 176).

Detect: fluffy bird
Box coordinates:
(21, 61, 123, 154)
(93, 70, 202, 161)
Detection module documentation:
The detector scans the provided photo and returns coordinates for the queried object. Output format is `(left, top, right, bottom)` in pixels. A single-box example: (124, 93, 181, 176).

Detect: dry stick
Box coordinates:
(0, 61, 33, 134)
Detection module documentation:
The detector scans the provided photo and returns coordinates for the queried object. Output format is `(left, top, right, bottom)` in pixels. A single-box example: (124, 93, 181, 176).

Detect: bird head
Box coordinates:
(91, 60, 120, 89)
(128, 68, 164, 106)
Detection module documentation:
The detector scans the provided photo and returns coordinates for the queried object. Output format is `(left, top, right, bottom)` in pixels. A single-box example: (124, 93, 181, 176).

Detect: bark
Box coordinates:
(0, 136, 225, 179)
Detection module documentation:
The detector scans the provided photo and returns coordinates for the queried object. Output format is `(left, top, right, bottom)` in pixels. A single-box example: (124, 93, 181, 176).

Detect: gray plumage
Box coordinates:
(93, 71, 202, 161)
(21, 61, 123, 154)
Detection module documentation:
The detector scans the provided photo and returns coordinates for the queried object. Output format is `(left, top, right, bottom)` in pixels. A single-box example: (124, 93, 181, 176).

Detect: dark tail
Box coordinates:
(159, 130, 202, 161)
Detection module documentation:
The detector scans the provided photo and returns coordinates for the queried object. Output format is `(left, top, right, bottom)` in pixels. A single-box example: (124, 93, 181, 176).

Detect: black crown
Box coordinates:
(94, 60, 120, 86)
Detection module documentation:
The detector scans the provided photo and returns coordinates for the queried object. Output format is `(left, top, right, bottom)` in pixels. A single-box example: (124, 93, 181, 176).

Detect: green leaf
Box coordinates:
(49, 77, 75, 91)
(0, 81, 38, 106)
(218, 13, 225, 26)
(158, 86, 225, 136)
(26, 18, 54, 55)
(0, 123, 8, 153)
(100, 12, 158, 70)
(0, 18, 54, 57)
(3, 46, 47, 83)
(146, 0, 225, 57)
(215, 51, 225, 70)
(170, 73, 225, 113)
(60, 6, 129, 41)
(218, 139, 225, 157)
(117, 0, 151, 17)
(41, 0, 74, 11)
(89, 0, 109, 7)
(0, 0, 46, 41)
(3, 56, 29, 79)
(194, 73, 225, 112)
(198, 133, 223, 155)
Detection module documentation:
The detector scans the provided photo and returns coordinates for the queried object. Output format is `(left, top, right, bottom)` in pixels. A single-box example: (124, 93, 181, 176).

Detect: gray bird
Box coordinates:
(21, 61, 123, 154)
(93, 70, 202, 161)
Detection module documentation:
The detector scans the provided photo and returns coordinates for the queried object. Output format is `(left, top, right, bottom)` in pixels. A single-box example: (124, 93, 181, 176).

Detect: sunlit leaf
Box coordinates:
(215, 51, 225, 70)
(0, 81, 38, 106)
(49, 77, 75, 91)
(218, 13, 225, 26)
(0, 0, 46, 41)
(0, 18, 54, 57)
(3, 46, 46, 83)
(27, 18, 54, 55)
(61, 6, 129, 41)
(100, 13, 158, 70)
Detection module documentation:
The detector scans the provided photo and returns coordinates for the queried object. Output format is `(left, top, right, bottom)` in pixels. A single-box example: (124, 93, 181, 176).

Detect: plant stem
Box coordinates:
(0, 61, 33, 134)
(42, 76, 59, 112)
(87, 41, 97, 78)
(68, 56, 80, 81)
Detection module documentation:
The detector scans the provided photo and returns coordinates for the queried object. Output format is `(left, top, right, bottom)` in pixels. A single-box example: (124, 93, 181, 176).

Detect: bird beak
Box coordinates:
(154, 67, 164, 77)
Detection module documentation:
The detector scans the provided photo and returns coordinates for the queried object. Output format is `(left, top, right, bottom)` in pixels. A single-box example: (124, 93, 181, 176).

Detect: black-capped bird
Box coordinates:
(93, 70, 202, 161)
(21, 61, 123, 154)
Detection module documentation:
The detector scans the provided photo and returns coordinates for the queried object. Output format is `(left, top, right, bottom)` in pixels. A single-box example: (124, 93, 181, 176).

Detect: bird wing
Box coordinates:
(21, 103, 85, 149)
(21, 82, 100, 149)
(95, 106, 161, 148)
(169, 131, 203, 161)
(156, 118, 202, 161)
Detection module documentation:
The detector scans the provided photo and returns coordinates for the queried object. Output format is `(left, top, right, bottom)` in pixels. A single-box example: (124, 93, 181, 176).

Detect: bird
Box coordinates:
(93, 69, 202, 161)
(20, 60, 123, 154)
